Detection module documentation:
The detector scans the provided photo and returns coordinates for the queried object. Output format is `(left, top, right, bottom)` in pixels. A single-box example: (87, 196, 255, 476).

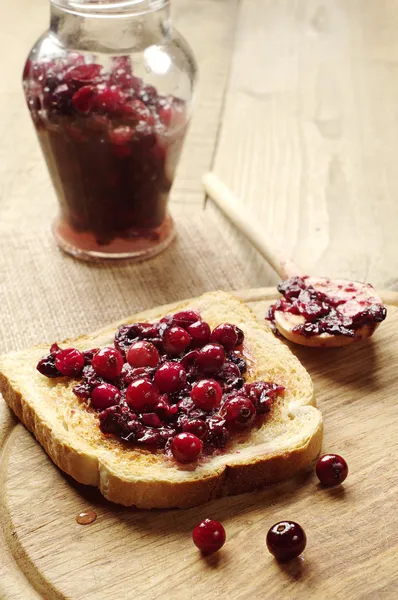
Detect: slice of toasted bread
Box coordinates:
(0, 291, 323, 509)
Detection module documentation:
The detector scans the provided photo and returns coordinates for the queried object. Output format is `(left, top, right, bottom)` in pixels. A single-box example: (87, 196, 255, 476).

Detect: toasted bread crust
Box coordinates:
(0, 292, 323, 508)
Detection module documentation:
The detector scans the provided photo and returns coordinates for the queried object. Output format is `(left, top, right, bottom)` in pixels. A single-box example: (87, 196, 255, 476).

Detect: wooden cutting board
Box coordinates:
(1, 287, 398, 600)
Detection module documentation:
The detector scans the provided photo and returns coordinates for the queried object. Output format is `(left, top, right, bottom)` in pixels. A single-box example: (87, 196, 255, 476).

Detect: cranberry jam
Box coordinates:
(267, 276, 386, 338)
(23, 55, 187, 258)
(36, 311, 285, 464)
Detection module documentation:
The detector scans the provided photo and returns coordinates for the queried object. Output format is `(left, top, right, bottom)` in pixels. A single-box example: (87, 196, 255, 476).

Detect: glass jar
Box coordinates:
(23, 0, 197, 261)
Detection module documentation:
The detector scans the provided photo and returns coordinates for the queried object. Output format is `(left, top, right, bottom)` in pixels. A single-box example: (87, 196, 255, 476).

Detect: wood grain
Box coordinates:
(1, 289, 398, 600)
(208, 0, 398, 288)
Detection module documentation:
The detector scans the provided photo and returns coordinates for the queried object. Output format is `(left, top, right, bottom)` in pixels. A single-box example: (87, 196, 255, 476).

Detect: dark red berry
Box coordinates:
(36, 354, 61, 378)
(65, 63, 102, 84)
(91, 383, 120, 410)
(180, 350, 200, 369)
(154, 397, 177, 422)
(192, 519, 226, 554)
(171, 310, 200, 329)
(141, 412, 162, 428)
(83, 348, 100, 366)
(72, 85, 96, 113)
(163, 326, 191, 356)
(55, 348, 84, 376)
(235, 326, 244, 346)
(216, 362, 243, 392)
(222, 397, 256, 428)
(187, 321, 211, 348)
(94, 85, 124, 114)
(316, 454, 348, 486)
(182, 419, 208, 440)
(197, 344, 226, 375)
(126, 378, 159, 412)
(266, 521, 307, 562)
(127, 341, 160, 368)
(191, 379, 222, 411)
(171, 432, 203, 463)
(210, 323, 239, 350)
(154, 362, 187, 393)
(92, 347, 124, 379)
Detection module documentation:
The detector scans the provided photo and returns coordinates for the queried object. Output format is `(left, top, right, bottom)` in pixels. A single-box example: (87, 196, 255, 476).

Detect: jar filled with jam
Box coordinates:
(23, 0, 196, 261)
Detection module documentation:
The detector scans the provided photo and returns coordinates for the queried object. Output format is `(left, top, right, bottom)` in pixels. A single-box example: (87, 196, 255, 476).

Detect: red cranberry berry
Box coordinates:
(55, 348, 84, 377)
(182, 419, 208, 440)
(65, 63, 102, 84)
(154, 397, 178, 422)
(127, 341, 160, 368)
(316, 454, 348, 486)
(192, 519, 226, 554)
(191, 379, 222, 411)
(83, 348, 100, 366)
(171, 432, 203, 463)
(72, 85, 96, 113)
(94, 86, 124, 114)
(36, 355, 61, 378)
(222, 397, 256, 428)
(141, 412, 163, 428)
(187, 321, 211, 348)
(92, 347, 124, 379)
(126, 378, 160, 412)
(216, 362, 243, 392)
(91, 383, 120, 410)
(210, 323, 239, 350)
(235, 326, 244, 346)
(163, 326, 192, 356)
(171, 310, 200, 329)
(154, 362, 187, 394)
(197, 344, 226, 375)
(180, 350, 200, 369)
(266, 521, 307, 562)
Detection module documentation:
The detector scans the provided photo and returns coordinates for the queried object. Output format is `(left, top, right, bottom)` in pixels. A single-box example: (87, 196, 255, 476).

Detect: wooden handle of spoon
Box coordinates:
(202, 172, 303, 280)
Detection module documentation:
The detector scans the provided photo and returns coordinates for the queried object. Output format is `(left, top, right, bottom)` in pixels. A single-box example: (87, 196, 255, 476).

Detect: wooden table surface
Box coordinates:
(2, 1, 398, 598)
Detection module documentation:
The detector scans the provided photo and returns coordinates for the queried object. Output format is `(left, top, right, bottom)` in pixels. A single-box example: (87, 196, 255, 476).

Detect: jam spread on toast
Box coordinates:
(37, 311, 284, 463)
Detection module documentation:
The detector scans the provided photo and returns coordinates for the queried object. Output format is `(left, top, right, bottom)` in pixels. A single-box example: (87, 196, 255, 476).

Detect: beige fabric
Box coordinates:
(0, 211, 277, 353)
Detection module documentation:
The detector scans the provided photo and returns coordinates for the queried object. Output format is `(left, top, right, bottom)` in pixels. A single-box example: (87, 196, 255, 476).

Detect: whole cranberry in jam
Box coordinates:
(187, 321, 211, 348)
(182, 419, 208, 440)
(126, 378, 160, 412)
(196, 343, 226, 375)
(154, 362, 187, 394)
(171, 432, 203, 463)
(192, 519, 226, 554)
(172, 310, 201, 329)
(91, 383, 120, 410)
(92, 347, 124, 379)
(222, 397, 256, 428)
(55, 348, 84, 377)
(266, 521, 307, 562)
(163, 326, 192, 356)
(127, 341, 160, 368)
(191, 379, 222, 411)
(316, 453, 348, 486)
(210, 323, 239, 351)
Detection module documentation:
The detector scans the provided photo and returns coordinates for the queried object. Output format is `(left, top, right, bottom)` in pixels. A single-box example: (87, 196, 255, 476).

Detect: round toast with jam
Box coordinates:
(0, 291, 323, 508)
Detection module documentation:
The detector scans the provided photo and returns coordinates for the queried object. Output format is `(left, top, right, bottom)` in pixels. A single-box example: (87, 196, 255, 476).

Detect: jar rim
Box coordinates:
(51, 0, 168, 17)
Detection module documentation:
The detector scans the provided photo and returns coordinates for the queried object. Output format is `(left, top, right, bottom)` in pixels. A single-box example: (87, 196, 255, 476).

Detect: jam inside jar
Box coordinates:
(22, 0, 196, 261)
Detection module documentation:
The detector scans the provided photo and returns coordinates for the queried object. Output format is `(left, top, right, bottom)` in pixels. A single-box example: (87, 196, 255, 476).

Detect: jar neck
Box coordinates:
(49, 1, 171, 53)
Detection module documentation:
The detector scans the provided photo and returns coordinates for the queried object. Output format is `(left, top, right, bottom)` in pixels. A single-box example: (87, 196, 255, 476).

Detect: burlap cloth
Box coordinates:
(0, 0, 278, 355)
